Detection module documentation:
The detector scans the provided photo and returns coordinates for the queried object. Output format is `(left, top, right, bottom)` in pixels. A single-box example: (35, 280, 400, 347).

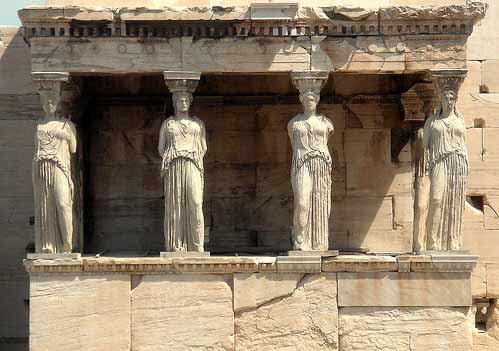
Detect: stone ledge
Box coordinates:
(23, 254, 478, 274)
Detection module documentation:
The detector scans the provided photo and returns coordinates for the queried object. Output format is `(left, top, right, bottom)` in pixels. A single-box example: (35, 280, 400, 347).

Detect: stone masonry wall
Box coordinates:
(27, 268, 475, 351)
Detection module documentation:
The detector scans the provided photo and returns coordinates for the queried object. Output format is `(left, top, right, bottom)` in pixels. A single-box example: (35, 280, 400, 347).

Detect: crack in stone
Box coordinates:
(235, 273, 307, 315)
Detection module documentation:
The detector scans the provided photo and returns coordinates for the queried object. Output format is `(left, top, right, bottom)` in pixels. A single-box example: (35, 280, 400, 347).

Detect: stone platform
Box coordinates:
(24, 254, 478, 351)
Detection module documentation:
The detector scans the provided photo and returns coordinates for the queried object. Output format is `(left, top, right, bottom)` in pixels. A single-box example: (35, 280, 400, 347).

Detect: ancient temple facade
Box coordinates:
(2, 0, 499, 350)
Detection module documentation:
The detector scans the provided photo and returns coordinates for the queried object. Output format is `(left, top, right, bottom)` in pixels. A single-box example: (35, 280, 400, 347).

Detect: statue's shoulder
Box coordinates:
(319, 114, 333, 124)
(191, 116, 205, 127)
(65, 120, 77, 131)
(288, 114, 303, 128)
(161, 116, 174, 125)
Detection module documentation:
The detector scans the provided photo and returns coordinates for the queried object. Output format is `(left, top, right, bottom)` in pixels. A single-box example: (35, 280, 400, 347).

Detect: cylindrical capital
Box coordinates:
(163, 71, 201, 94)
(290, 70, 329, 96)
(430, 69, 467, 95)
(32, 72, 70, 92)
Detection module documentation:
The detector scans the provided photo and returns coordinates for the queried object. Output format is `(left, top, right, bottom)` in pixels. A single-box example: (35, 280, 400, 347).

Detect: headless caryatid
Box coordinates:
(159, 72, 207, 252)
(32, 74, 77, 254)
(424, 70, 469, 251)
(288, 71, 333, 251)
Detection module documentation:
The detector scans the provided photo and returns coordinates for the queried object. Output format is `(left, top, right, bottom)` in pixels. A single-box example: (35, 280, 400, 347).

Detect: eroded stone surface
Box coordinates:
(131, 274, 234, 351)
(235, 273, 338, 350)
(340, 306, 474, 351)
(30, 274, 130, 351)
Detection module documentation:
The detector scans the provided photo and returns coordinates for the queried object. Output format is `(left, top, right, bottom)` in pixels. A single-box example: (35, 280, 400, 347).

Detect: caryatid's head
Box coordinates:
(440, 90, 458, 114)
(299, 91, 320, 114)
(39, 85, 63, 117)
(173, 91, 193, 115)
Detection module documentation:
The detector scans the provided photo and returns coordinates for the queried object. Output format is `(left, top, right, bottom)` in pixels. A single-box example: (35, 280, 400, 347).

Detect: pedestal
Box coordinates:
(27, 253, 81, 260)
(287, 250, 339, 257)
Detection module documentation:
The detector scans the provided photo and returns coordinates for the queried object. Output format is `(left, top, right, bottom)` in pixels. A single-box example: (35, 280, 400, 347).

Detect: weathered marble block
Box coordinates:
(30, 274, 130, 351)
(131, 274, 234, 351)
(235, 273, 339, 351)
(338, 272, 471, 307)
(339, 307, 474, 351)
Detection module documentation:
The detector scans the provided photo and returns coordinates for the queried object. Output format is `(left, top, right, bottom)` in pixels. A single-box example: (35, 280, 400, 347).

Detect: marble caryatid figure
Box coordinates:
(159, 71, 207, 252)
(32, 73, 77, 254)
(288, 71, 333, 251)
(424, 70, 469, 251)
(402, 83, 438, 253)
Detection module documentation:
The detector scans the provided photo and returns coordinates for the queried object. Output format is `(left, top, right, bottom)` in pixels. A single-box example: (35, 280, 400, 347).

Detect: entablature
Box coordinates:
(19, 3, 486, 40)
(18, 3, 487, 74)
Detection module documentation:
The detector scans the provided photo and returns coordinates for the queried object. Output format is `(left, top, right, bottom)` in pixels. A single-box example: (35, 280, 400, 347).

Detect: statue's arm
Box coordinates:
(158, 120, 167, 157)
(325, 116, 334, 135)
(200, 119, 207, 157)
(423, 118, 431, 151)
(68, 122, 77, 154)
(287, 118, 295, 142)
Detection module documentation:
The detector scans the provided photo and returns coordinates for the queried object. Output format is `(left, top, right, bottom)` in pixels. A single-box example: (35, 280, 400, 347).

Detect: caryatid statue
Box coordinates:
(32, 72, 77, 254)
(401, 83, 437, 253)
(288, 71, 334, 251)
(159, 71, 207, 252)
(424, 69, 469, 251)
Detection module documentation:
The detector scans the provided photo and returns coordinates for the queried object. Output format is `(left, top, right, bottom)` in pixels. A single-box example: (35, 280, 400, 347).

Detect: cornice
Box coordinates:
(18, 3, 487, 41)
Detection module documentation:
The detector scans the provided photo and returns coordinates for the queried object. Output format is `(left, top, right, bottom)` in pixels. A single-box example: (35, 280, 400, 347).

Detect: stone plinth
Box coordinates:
(24, 254, 477, 351)
(160, 251, 210, 258)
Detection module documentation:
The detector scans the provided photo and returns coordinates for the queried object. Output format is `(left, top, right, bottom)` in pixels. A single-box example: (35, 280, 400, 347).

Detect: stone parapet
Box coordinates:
(23, 253, 478, 274)
(25, 254, 477, 351)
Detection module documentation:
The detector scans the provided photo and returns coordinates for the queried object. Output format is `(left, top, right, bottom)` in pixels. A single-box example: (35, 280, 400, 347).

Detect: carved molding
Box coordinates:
(23, 254, 478, 274)
(18, 3, 487, 41)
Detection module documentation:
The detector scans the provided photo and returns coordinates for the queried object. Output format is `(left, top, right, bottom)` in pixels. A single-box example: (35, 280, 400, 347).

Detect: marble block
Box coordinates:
(339, 307, 473, 351)
(233, 272, 304, 312)
(131, 274, 234, 351)
(338, 272, 472, 307)
(30, 274, 130, 351)
(235, 273, 338, 351)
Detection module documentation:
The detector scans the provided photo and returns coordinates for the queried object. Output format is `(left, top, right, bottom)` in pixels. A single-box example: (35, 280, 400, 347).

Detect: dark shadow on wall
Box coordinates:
(78, 73, 424, 256)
